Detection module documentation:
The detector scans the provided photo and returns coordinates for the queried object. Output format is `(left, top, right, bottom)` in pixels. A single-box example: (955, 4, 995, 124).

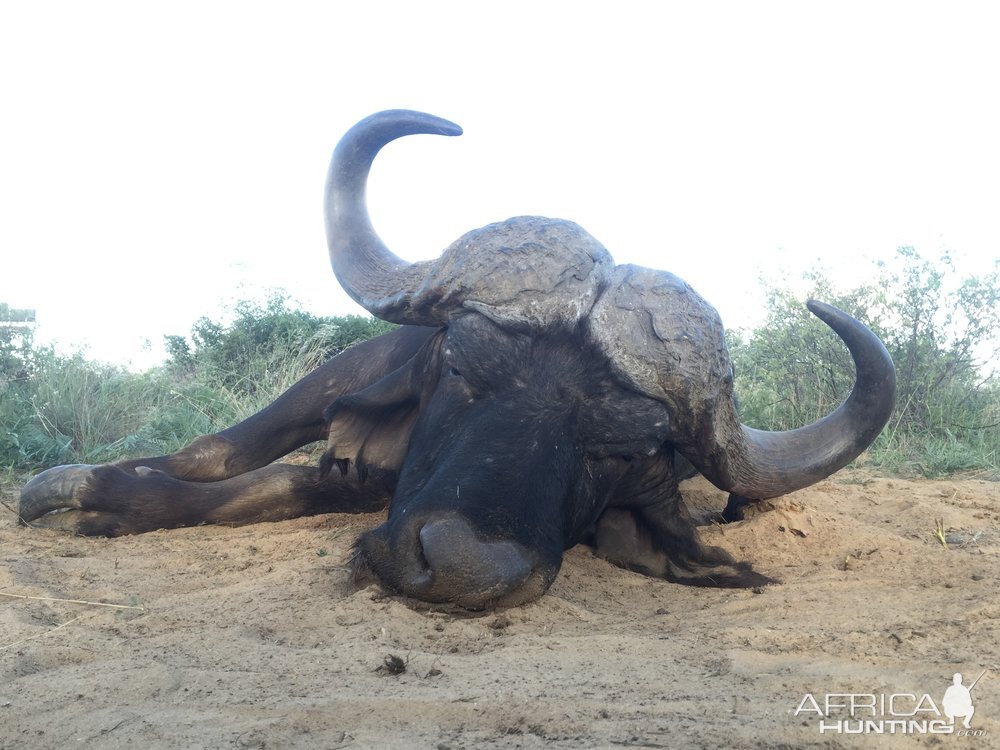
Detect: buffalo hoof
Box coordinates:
(19, 464, 97, 519)
(19, 464, 130, 536)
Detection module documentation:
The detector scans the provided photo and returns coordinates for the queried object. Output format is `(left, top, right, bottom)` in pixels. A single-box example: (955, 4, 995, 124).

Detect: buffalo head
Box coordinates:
(321, 110, 896, 609)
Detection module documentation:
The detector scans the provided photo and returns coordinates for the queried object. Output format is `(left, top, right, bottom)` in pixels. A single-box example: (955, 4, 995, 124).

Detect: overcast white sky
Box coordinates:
(2, 1, 998, 368)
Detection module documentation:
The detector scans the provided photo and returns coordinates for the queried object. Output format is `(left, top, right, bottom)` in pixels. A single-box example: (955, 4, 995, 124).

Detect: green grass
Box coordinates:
(1, 346, 322, 471)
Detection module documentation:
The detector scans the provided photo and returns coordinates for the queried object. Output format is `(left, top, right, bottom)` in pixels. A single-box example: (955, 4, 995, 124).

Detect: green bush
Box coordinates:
(164, 294, 394, 395)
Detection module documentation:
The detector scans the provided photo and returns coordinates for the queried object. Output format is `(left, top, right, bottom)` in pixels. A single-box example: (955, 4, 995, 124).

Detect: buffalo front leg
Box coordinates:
(594, 452, 776, 588)
(80, 360, 355, 484)
(28, 327, 438, 486)
(19, 462, 390, 536)
(19, 326, 437, 526)
(593, 501, 776, 588)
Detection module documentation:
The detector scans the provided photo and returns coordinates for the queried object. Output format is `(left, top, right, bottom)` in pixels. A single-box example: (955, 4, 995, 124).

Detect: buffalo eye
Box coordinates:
(448, 367, 462, 378)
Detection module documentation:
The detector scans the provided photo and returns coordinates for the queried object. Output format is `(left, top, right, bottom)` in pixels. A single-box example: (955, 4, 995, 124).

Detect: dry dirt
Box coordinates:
(1, 470, 998, 749)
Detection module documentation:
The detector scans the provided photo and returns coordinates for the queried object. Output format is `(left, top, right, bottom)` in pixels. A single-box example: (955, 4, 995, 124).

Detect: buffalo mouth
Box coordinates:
(351, 513, 559, 610)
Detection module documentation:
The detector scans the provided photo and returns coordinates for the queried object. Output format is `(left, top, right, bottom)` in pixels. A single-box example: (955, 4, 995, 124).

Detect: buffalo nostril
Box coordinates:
(416, 517, 532, 599)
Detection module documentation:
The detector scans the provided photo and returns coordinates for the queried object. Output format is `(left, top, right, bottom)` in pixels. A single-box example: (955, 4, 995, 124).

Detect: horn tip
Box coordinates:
(438, 120, 463, 137)
(805, 298, 828, 313)
(377, 109, 463, 137)
(805, 299, 841, 326)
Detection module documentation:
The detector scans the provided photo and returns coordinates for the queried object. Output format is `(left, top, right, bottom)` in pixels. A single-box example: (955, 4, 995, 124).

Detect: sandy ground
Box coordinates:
(1, 469, 998, 749)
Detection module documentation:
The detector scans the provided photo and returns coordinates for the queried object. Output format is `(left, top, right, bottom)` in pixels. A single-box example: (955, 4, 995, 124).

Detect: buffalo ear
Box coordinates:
(321, 334, 442, 482)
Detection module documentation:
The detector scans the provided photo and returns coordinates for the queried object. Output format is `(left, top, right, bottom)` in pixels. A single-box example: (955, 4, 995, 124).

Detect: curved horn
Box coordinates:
(325, 110, 462, 324)
(591, 266, 896, 499)
(708, 300, 896, 498)
(326, 110, 614, 329)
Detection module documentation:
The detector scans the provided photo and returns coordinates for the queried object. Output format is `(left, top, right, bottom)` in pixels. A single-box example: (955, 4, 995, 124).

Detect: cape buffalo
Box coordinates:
(20, 110, 896, 609)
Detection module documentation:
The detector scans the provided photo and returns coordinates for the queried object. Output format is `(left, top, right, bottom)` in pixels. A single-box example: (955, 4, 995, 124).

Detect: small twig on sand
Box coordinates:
(0, 614, 87, 651)
(0, 591, 145, 610)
